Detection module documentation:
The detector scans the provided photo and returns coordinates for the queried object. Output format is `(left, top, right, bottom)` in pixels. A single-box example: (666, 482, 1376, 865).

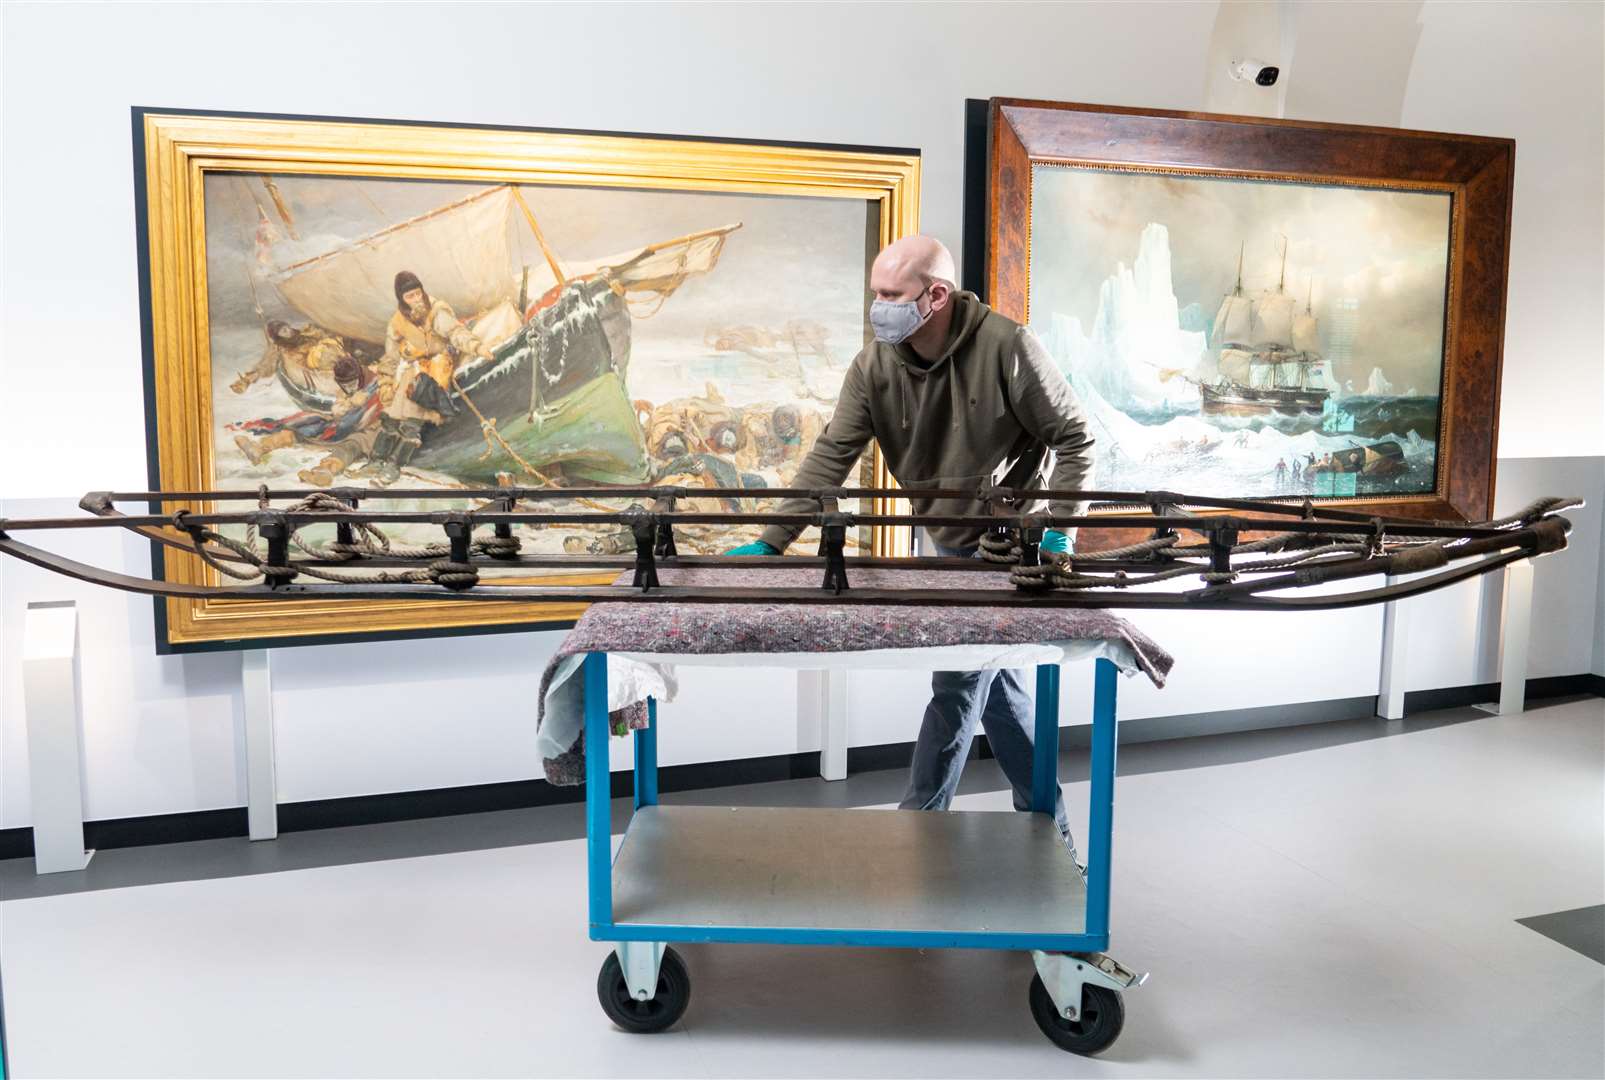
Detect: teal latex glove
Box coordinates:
(725, 540, 780, 556)
(1039, 529, 1071, 555)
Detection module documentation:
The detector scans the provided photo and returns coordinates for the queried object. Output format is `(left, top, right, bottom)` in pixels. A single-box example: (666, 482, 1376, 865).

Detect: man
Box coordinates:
(230, 320, 351, 395)
(727, 235, 1095, 859)
(735, 403, 824, 478)
(360, 270, 494, 484)
(297, 356, 385, 486)
(640, 385, 741, 464)
(232, 354, 382, 472)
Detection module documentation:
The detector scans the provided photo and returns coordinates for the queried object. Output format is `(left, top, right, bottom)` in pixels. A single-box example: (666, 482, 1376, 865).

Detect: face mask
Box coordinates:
(869, 286, 931, 345)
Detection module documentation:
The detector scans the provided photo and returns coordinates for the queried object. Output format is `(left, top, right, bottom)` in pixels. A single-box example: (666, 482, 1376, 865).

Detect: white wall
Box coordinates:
(1397, 2, 1605, 461)
(2, 1, 1601, 828)
(1594, 460, 1605, 678)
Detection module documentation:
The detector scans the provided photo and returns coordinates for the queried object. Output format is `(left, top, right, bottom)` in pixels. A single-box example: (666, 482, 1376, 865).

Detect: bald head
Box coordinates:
(871, 235, 956, 299)
(868, 235, 962, 359)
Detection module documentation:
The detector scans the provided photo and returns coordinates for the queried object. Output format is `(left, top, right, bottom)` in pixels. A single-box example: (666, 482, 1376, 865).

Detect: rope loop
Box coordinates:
(977, 530, 1018, 564)
(429, 560, 479, 590)
(475, 534, 522, 559)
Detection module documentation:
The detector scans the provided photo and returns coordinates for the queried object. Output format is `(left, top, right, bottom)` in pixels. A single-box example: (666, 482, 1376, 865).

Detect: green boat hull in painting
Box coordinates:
(422, 371, 648, 485)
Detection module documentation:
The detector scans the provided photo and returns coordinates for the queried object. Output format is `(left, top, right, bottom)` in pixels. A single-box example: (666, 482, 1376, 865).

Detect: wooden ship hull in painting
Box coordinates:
(1198, 377, 1330, 416)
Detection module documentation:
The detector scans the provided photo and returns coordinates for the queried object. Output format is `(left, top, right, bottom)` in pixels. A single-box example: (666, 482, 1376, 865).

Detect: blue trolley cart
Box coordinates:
(582, 651, 1146, 1055)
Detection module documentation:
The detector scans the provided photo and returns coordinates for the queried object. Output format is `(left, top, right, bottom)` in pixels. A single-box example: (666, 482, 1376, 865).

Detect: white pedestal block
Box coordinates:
(242, 649, 279, 840)
(822, 671, 849, 781)
(799, 670, 850, 781)
(1377, 576, 1410, 720)
(22, 601, 94, 874)
(1477, 559, 1534, 716)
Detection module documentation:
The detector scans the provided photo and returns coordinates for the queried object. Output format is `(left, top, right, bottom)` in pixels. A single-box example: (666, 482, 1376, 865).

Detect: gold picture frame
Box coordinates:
(136, 108, 920, 650)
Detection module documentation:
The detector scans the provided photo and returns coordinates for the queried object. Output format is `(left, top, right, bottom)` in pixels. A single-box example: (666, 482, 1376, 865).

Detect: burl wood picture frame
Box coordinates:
(966, 97, 1514, 525)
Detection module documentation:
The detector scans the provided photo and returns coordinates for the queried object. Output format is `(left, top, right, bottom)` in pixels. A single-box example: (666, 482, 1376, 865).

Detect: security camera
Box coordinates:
(1229, 58, 1280, 87)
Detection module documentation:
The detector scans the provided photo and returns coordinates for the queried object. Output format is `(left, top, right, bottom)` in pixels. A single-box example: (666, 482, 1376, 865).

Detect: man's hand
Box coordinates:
(725, 540, 780, 556)
(1040, 529, 1071, 555)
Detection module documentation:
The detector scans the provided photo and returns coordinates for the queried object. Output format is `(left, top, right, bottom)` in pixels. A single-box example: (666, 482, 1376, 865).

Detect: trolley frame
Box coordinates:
(582, 652, 1120, 955)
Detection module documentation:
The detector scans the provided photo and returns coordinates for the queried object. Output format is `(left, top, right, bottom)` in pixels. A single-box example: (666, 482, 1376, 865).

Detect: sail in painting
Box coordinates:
(1291, 282, 1322, 355)
(274, 187, 524, 343)
(1212, 245, 1256, 347)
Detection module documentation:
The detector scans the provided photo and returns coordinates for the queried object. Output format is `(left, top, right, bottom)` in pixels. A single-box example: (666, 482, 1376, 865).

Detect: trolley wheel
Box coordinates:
(596, 947, 691, 1034)
(1028, 974, 1124, 1055)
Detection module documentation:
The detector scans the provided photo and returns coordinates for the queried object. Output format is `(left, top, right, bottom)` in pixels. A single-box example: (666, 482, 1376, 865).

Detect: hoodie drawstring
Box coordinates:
(949, 355, 965, 432)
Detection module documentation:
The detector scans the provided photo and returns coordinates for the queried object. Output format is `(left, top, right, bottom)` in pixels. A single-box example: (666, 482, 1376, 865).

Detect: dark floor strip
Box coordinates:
(1517, 904, 1605, 965)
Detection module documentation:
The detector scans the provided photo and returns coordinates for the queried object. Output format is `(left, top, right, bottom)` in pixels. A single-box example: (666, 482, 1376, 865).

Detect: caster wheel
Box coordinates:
(1028, 974, 1124, 1055)
(596, 947, 690, 1033)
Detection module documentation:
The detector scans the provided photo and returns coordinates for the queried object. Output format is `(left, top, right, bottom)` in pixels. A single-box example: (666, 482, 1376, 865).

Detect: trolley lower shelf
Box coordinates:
(612, 805, 1087, 941)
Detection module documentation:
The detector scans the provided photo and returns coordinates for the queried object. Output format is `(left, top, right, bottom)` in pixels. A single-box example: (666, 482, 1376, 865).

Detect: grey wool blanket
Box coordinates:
(536, 566, 1174, 786)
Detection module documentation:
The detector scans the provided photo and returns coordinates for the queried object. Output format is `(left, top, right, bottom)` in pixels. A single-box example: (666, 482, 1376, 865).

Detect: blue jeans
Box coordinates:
(898, 543, 1072, 843)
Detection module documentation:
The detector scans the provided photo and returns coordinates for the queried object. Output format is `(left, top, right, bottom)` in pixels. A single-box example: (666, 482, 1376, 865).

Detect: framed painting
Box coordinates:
(966, 97, 1513, 533)
(136, 108, 918, 651)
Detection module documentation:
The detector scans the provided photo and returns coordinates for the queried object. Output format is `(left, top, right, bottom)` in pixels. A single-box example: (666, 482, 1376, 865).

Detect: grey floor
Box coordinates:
(1, 697, 1601, 1078)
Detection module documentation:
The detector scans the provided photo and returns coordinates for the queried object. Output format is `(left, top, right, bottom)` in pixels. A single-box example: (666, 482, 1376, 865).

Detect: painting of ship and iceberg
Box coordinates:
(204, 175, 876, 555)
(1027, 165, 1451, 500)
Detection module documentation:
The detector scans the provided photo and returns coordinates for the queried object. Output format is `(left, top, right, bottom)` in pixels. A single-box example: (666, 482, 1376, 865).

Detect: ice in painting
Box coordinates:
(1027, 166, 1451, 500)
(203, 176, 873, 556)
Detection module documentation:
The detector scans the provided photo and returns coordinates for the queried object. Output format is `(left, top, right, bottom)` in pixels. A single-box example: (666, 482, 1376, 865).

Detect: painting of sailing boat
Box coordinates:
(140, 109, 920, 647)
(205, 175, 876, 555)
(1026, 165, 1451, 500)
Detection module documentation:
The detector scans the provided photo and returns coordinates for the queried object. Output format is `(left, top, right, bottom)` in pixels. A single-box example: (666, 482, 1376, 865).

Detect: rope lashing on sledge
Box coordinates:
(169, 491, 523, 590)
(973, 495, 1582, 594)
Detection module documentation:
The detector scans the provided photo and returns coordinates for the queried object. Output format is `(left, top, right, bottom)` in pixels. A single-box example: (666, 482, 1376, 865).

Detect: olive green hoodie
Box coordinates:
(759, 291, 1095, 553)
